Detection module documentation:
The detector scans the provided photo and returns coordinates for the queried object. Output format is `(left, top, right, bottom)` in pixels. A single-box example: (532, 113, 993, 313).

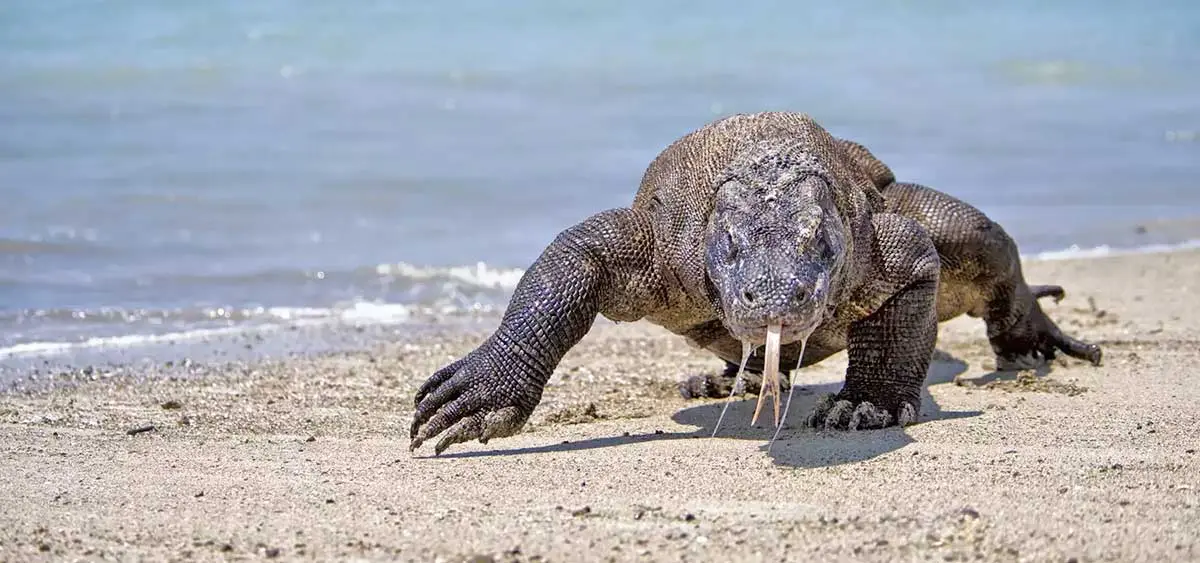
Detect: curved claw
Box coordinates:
(412, 387, 487, 451)
(411, 362, 471, 440)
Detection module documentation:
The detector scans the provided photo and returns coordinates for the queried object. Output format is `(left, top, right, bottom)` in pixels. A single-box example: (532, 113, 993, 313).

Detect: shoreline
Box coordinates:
(1, 248, 1199, 561)
(4, 236, 1200, 388)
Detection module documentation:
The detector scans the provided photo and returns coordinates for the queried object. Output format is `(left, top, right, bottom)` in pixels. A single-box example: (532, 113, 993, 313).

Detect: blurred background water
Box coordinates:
(1, 0, 1198, 364)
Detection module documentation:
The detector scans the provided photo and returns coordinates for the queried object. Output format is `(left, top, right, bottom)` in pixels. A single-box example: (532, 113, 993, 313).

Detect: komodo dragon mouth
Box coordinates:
(713, 321, 814, 449)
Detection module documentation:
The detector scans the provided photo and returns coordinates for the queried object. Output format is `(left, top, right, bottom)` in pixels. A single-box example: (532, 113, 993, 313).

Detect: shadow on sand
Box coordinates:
(434, 350, 984, 468)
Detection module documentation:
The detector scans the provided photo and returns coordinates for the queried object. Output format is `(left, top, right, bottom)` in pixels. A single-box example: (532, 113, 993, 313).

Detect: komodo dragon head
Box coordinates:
(703, 140, 848, 348)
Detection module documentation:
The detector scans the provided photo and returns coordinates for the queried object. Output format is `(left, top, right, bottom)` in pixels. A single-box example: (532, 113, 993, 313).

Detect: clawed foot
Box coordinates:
(806, 394, 918, 430)
(678, 364, 790, 400)
(410, 343, 542, 455)
(991, 290, 1103, 370)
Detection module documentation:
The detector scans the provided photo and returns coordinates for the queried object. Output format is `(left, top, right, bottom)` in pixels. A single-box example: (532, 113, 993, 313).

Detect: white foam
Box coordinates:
(1024, 239, 1200, 262)
(375, 261, 524, 290)
(0, 325, 251, 359)
(0, 301, 418, 360)
(264, 302, 413, 324)
(335, 301, 413, 323)
(264, 306, 335, 321)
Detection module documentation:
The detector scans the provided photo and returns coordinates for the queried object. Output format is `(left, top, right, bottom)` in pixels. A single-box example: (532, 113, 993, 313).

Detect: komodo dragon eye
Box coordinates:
(806, 235, 831, 259)
(725, 231, 738, 262)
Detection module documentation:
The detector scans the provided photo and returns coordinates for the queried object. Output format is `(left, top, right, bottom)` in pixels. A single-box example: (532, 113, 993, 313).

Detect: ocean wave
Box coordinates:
(5, 242, 1198, 361)
(0, 325, 251, 359)
(0, 298, 470, 329)
(1024, 239, 1200, 262)
(373, 261, 524, 290)
(0, 300, 427, 359)
(116, 261, 526, 291)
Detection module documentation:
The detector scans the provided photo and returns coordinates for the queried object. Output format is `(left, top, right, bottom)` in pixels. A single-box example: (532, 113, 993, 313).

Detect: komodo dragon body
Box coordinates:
(410, 111, 1102, 455)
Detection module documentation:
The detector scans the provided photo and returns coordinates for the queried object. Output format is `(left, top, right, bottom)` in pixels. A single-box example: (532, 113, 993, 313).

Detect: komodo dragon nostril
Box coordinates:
(741, 290, 755, 304)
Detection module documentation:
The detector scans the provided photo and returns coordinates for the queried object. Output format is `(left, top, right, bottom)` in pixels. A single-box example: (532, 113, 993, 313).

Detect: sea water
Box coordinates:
(1, 0, 1198, 371)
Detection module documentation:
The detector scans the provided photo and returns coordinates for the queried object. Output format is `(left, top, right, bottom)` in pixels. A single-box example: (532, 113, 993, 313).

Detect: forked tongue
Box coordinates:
(768, 335, 810, 451)
(751, 322, 784, 428)
(710, 342, 754, 438)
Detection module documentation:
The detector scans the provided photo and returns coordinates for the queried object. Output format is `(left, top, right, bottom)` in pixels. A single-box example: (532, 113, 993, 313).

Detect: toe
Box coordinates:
(807, 394, 837, 428)
(847, 401, 893, 430)
(415, 358, 467, 406)
(411, 371, 470, 439)
(679, 374, 731, 399)
(823, 400, 855, 430)
(434, 413, 485, 455)
(411, 392, 484, 452)
(481, 406, 528, 443)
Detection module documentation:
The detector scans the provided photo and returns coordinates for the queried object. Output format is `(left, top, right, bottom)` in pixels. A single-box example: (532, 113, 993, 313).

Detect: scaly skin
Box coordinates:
(410, 112, 1102, 454)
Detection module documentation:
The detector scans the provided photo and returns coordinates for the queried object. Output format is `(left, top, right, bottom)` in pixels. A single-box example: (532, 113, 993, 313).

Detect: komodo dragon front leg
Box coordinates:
(409, 208, 664, 454)
(809, 213, 942, 429)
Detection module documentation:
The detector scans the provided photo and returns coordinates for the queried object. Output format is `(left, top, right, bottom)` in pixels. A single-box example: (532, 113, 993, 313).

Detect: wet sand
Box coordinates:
(2, 249, 1198, 562)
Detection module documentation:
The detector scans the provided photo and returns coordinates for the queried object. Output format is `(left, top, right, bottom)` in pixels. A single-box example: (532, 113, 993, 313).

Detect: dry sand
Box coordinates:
(2, 249, 1199, 562)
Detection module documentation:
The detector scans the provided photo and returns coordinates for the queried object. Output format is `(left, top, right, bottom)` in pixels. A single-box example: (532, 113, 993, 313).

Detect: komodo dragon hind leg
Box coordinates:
(879, 181, 1103, 372)
(988, 286, 1103, 371)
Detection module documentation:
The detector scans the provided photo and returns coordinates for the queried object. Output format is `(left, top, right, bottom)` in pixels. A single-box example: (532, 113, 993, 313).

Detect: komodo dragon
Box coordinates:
(409, 111, 1103, 455)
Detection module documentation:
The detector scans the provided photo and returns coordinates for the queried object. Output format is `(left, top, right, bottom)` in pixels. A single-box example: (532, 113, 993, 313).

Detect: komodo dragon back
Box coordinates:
(630, 112, 885, 215)
(837, 138, 897, 190)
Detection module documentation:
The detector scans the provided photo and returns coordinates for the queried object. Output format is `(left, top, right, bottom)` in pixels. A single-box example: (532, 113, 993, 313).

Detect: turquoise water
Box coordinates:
(1, 0, 1198, 359)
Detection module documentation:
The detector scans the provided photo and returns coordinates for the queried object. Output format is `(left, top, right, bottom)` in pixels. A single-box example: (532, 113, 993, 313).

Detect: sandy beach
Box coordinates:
(2, 249, 1198, 562)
